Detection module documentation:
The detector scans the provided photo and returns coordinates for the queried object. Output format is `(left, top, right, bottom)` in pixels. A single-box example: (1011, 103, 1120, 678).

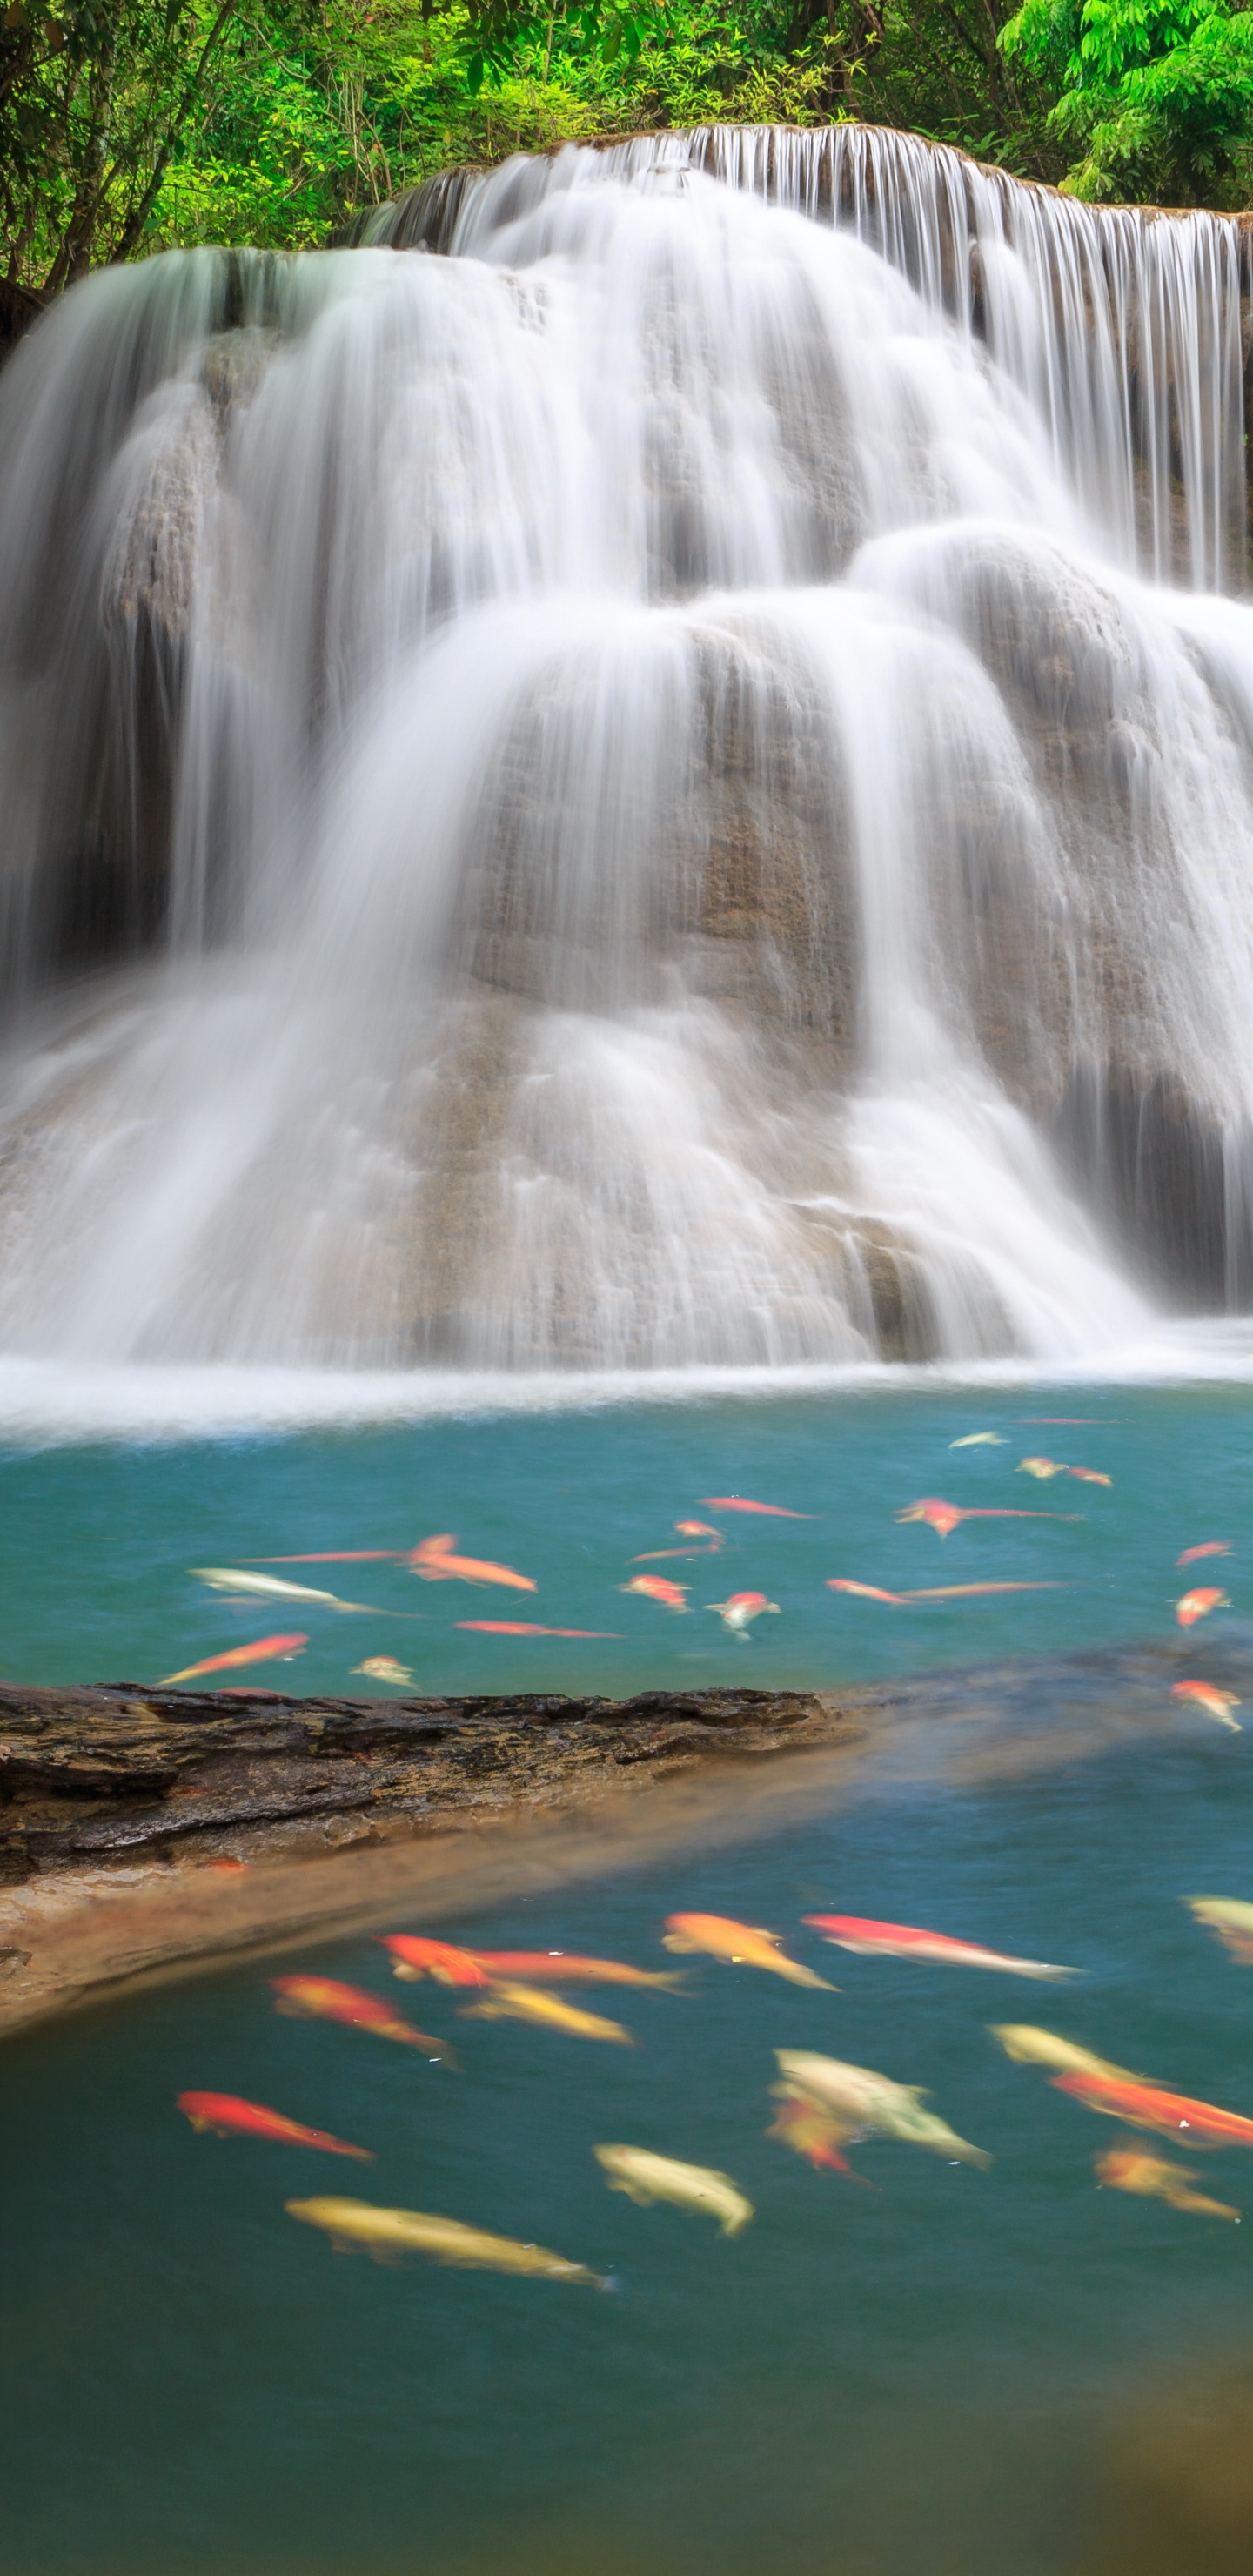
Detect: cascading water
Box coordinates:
(3, 124, 1253, 1372)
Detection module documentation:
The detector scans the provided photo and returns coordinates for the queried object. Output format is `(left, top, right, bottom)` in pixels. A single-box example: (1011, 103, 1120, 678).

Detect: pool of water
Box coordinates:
(3, 1379, 1253, 2574)
(4, 1717, 1253, 2576)
(1, 1380, 1250, 1695)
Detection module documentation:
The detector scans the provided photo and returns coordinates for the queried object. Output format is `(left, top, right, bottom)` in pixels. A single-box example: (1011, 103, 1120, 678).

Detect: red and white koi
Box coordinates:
(803, 1915, 1075, 1980)
(707, 1592, 780, 1637)
(1172, 1680, 1241, 1732)
(1176, 1587, 1229, 1627)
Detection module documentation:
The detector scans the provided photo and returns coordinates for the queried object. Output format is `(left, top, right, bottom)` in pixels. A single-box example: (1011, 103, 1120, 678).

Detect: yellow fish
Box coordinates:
(461, 1981, 633, 2045)
(286, 2197, 606, 2284)
(1187, 1895, 1253, 1962)
(662, 1913, 834, 1989)
(353, 1657, 413, 1687)
(593, 2146, 754, 2236)
(1096, 2145, 1238, 2223)
(989, 2024, 1139, 2080)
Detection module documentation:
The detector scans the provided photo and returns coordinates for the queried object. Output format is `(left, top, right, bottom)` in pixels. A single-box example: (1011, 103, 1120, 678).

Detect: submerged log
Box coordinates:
(0, 1680, 836, 1888)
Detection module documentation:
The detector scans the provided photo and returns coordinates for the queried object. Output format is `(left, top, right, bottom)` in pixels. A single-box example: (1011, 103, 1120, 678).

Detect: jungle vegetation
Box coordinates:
(3, 0, 1253, 299)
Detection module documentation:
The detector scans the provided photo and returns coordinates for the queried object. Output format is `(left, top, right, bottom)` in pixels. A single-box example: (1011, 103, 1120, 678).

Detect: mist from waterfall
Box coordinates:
(3, 125, 1253, 1378)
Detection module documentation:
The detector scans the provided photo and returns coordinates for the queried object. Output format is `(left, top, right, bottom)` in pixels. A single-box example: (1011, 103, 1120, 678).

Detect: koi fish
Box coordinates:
(707, 1592, 780, 1637)
(160, 1633, 307, 1684)
(989, 2024, 1139, 2080)
(178, 2091, 372, 2159)
(803, 1915, 1075, 1980)
(622, 1575, 688, 1611)
(466, 1952, 686, 1990)
(775, 2049, 991, 2166)
(270, 1976, 456, 2062)
(1176, 1587, 1229, 1627)
(461, 1981, 633, 2044)
(949, 1433, 1003, 1447)
(907, 1582, 1062, 1599)
(633, 1521, 724, 1562)
(896, 1499, 1080, 1539)
(767, 2087, 860, 2175)
(594, 2145, 753, 2236)
(353, 1657, 413, 1687)
(409, 1536, 535, 1593)
(1017, 1458, 1110, 1486)
(380, 1935, 488, 1987)
(1054, 2069, 1253, 2151)
(662, 1913, 834, 1989)
(1096, 2143, 1238, 2222)
(1177, 1542, 1231, 1567)
(828, 1579, 910, 1604)
(456, 1621, 619, 1636)
(1187, 1895, 1253, 1962)
(192, 1568, 377, 1613)
(287, 2197, 606, 2285)
(698, 1498, 811, 1518)
(1172, 1680, 1241, 1732)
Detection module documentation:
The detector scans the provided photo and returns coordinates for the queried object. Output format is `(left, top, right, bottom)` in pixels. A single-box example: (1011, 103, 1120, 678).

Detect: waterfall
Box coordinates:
(3, 124, 1253, 1372)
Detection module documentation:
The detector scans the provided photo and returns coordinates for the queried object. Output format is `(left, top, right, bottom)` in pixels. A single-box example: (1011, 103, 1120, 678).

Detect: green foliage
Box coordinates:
(1000, 0, 1253, 198)
(2, 0, 1251, 296)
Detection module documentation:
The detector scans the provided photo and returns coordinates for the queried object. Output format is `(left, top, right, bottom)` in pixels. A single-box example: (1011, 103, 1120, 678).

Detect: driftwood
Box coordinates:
(0, 1681, 841, 1889)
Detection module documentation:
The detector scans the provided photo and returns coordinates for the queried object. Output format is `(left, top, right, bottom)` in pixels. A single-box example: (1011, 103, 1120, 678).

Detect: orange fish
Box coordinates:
(767, 2090, 860, 2176)
(178, 2090, 372, 2159)
(1172, 1680, 1242, 1732)
(828, 1579, 911, 1604)
(456, 1621, 619, 1636)
(699, 1497, 811, 1518)
(1176, 1587, 1229, 1627)
(203, 1856, 249, 1873)
(1096, 2143, 1238, 2222)
(1017, 1458, 1111, 1486)
(380, 1935, 488, 1987)
(1053, 2069, 1253, 2150)
(1177, 1542, 1231, 1566)
(897, 1498, 1080, 1538)
(270, 1976, 456, 2062)
(622, 1575, 688, 1611)
(633, 1521, 724, 1561)
(160, 1633, 307, 1685)
(409, 1536, 536, 1593)
(466, 1952, 686, 1990)
(662, 1913, 834, 1989)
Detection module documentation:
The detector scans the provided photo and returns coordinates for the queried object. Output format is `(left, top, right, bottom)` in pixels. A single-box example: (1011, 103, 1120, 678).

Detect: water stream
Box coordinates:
(4, 128, 1253, 1379)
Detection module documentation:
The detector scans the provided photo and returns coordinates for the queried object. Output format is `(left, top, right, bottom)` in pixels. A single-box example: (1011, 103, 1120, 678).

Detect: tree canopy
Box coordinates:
(2, 0, 1251, 299)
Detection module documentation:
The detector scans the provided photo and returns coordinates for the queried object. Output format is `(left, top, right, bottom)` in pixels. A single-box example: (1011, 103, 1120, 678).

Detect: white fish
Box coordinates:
(191, 1567, 378, 1613)
(593, 2144, 754, 2236)
(775, 2049, 990, 2166)
(949, 1433, 1003, 1447)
